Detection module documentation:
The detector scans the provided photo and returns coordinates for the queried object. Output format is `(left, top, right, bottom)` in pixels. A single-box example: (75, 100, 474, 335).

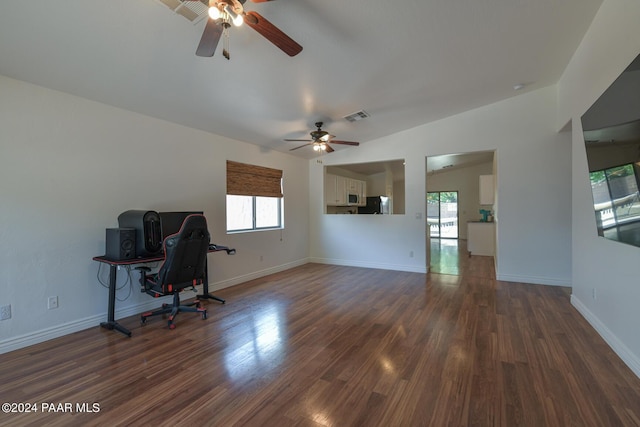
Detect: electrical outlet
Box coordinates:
(48, 296, 59, 310)
(0, 305, 11, 321)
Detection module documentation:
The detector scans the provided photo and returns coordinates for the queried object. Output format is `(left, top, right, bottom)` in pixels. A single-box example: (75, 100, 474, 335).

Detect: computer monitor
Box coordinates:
(159, 211, 204, 240)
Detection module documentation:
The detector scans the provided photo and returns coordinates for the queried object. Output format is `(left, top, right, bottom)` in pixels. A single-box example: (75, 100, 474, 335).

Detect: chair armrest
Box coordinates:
(136, 266, 154, 292)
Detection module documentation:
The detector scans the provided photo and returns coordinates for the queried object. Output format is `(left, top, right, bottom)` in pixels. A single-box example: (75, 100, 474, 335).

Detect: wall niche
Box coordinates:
(324, 160, 405, 215)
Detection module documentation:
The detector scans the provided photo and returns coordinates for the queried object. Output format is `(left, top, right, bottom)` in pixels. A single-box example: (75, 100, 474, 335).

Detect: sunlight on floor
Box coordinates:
(429, 238, 466, 275)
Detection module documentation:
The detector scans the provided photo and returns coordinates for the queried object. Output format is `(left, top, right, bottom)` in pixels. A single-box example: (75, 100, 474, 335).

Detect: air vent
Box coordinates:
(156, 0, 208, 23)
(343, 110, 370, 122)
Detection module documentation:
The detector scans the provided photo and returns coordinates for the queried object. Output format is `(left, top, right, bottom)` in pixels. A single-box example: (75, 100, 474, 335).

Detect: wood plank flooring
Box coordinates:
(2, 251, 640, 426)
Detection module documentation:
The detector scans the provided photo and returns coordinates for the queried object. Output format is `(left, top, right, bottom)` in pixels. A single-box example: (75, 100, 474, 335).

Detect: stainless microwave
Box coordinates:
(348, 194, 360, 205)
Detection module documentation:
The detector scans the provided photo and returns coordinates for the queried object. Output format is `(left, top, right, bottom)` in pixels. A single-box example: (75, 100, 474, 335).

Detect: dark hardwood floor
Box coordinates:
(2, 248, 640, 426)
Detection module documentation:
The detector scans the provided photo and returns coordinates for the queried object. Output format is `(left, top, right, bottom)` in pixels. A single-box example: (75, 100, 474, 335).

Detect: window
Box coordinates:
(589, 163, 640, 244)
(226, 161, 283, 232)
(226, 195, 282, 232)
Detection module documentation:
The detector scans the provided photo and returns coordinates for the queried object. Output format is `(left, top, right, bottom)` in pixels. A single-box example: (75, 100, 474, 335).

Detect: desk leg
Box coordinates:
(197, 260, 225, 304)
(100, 264, 132, 337)
(198, 290, 226, 304)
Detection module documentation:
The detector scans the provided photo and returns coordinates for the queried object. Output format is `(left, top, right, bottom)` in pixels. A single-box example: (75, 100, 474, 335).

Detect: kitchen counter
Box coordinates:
(467, 221, 495, 256)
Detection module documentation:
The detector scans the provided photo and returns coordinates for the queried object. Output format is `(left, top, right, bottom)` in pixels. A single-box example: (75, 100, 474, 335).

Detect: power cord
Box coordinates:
(97, 262, 158, 302)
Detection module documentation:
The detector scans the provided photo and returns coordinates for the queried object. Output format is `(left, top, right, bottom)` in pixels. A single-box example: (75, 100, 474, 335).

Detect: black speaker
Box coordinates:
(106, 228, 136, 260)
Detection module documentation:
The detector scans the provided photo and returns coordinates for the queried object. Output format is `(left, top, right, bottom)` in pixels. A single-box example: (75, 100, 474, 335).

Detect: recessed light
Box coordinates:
(513, 83, 526, 91)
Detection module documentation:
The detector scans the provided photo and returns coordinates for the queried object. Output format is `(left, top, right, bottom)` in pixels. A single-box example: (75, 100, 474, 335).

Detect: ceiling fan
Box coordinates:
(285, 122, 360, 153)
(188, 0, 302, 59)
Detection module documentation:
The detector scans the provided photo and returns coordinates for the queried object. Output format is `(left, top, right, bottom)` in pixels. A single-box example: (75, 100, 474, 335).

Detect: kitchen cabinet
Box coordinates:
(325, 173, 347, 206)
(325, 174, 366, 207)
(479, 174, 494, 205)
(467, 222, 495, 256)
(347, 178, 359, 194)
(347, 178, 367, 206)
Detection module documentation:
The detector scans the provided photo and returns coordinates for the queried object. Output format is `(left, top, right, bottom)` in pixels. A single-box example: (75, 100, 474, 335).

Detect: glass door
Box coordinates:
(427, 191, 459, 238)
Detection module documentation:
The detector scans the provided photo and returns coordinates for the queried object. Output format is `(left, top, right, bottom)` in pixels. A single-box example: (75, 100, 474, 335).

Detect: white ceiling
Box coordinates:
(0, 0, 602, 159)
(427, 151, 494, 175)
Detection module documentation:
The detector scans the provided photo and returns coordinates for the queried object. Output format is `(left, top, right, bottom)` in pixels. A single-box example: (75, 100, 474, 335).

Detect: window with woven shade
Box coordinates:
(226, 160, 283, 198)
(226, 161, 283, 232)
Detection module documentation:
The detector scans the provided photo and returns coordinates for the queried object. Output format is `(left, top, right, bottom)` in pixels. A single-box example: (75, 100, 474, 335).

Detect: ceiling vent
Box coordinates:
(343, 110, 370, 123)
(156, 0, 208, 23)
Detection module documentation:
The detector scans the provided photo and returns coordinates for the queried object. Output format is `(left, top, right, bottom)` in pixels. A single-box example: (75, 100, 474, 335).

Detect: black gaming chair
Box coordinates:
(138, 214, 209, 329)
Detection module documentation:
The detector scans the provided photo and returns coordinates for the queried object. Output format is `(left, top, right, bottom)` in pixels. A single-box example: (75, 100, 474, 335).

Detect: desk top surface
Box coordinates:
(93, 245, 234, 265)
(92, 254, 164, 265)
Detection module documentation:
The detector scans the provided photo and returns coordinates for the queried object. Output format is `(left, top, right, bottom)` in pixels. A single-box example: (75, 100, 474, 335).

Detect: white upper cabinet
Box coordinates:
(325, 174, 347, 206)
(479, 174, 494, 205)
(325, 174, 366, 207)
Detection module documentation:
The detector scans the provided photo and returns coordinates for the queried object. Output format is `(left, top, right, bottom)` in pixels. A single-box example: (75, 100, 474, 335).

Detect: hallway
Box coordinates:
(429, 238, 494, 276)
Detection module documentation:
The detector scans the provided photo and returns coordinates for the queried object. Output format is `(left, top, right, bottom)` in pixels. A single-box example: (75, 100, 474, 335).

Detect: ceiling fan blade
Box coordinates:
(325, 144, 335, 153)
(196, 19, 223, 57)
(289, 143, 313, 151)
(329, 140, 360, 146)
(284, 139, 312, 142)
(244, 11, 303, 57)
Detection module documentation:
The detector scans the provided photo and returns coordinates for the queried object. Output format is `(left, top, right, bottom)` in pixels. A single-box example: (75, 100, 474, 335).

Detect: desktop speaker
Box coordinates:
(105, 228, 136, 261)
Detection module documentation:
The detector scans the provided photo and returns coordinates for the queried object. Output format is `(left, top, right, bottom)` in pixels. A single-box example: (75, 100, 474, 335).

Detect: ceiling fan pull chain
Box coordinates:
(222, 26, 230, 60)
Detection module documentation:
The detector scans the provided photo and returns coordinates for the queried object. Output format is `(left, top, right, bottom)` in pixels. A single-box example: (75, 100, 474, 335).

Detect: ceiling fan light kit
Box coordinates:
(211, 3, 243, 26)
(178, 0, 302, 59)
(285, 122, 360, 154)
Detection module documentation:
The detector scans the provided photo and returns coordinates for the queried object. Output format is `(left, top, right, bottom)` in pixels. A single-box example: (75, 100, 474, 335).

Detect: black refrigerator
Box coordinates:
(358, 196, 390, 214)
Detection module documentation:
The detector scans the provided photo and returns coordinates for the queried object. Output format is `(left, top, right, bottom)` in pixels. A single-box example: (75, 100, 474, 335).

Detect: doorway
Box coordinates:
(427, 191, 459, 239)
(426, 150, 496, 276)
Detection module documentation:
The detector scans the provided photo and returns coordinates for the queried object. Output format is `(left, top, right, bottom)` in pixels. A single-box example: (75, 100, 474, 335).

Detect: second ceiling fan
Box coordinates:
(286, 122, 360, 153)
(189, 0, 302, 59)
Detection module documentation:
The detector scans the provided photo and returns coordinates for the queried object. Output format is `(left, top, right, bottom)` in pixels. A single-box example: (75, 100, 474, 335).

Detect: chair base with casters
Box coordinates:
(138, 266, 207, 329)
(137, 213, 212, 330)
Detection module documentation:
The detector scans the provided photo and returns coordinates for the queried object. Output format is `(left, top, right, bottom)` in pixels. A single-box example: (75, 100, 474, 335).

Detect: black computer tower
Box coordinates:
(117, 210, 162, 257)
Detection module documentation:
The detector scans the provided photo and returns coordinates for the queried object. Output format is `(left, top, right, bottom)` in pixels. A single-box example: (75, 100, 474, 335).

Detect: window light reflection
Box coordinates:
(223, 305, 285, 380)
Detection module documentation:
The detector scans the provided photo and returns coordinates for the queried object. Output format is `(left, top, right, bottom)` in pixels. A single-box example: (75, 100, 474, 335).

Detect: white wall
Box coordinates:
(0, 76, 309, 352)
(557, 0, 640, 377)
(426, 161, 494, 240)
(310, 85, 572, 286)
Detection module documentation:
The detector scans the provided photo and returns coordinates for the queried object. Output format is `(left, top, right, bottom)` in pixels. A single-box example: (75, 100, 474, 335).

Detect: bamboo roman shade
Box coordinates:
(226, 160, 283, 198)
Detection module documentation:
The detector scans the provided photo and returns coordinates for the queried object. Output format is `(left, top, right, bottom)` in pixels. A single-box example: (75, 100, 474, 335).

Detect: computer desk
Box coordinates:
(93, 245, 235, 337)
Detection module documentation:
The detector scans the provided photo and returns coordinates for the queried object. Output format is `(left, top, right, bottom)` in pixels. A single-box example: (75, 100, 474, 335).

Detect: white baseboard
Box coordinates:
(310, 257, 427, 274)
(0, 295, 178, 354)
(496, 273, 571, 287)
(206, 258, 310, 292)
(0, 313, 103, 355)
(571, 295, 640, 379)
(0, 258, 310, 355)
